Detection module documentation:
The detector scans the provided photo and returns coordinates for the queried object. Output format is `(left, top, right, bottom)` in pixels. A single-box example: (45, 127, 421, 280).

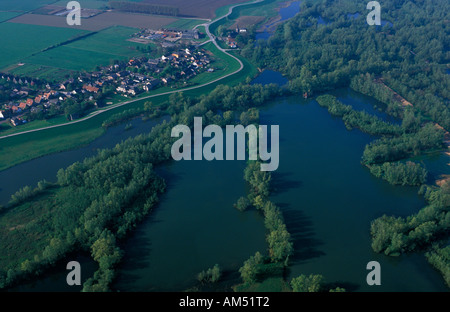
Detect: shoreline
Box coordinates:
(256, 0, 296, 33)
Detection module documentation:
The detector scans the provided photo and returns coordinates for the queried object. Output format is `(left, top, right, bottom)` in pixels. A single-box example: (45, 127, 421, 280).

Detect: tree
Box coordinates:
(239, 252, 264, 284)
(291, 274, 324, 292)
(197, 264, 221, 283)
(267, 224, 294, 262)
(234, 196, 251, 212)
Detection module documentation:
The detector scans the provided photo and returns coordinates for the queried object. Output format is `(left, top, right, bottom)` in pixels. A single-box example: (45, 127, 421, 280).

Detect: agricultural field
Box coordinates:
(9, 10, 177, 31)
(0, 11, 22, 22)
(228, 15, 265, 30)
(0, 22, 88, 71)
(52, 0, 110, 9)
(12, 26, 152, 79)
(0, 0, 56, 12)
(141, 0, 250, 19)
(165, 18, 205, 30)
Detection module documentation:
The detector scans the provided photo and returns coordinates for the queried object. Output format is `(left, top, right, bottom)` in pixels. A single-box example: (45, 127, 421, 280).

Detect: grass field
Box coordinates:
(9, 63, 73, 81)
(0, 11, 22, 22)
(141, 0, 249, 19)
(165, 18, 205, 30)
(210, 0, 280, 35)
(0, 22, 88, 70)
(189, 42, 242, 85)
(9, 11, 177, 31)
(9, 26, 151, 79)
(0, 0, 57, 12)
(53, 0, 110, 9)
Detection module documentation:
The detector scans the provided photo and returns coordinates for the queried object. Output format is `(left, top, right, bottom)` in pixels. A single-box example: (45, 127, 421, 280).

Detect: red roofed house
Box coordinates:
(35, 95, 42, 104)
(83, 85, 99, 93)
(26, 98, 34, 107)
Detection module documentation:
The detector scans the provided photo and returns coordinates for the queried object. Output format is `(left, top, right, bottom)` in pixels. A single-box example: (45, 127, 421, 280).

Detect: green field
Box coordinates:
(166, 18, 205, 30)
(0, 11, 22, 22)
(9, 63, 73, 81)
(230, 0, 282, 18)
(210, 0, 280, 35)
(0, 22, 88, 70)
(0, 0, 57, 12)
(189, 42, 242, 85)
(67, 26, 153, 57)
(53, 0, 109, 9)
(10, 26, 152, 79)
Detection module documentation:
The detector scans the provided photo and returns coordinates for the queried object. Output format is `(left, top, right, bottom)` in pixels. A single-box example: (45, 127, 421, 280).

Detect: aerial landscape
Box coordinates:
(0, 0, 449, 299)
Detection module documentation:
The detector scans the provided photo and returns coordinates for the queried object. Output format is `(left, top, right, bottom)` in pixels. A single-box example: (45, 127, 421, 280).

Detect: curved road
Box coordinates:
(0, 0, 263, 141)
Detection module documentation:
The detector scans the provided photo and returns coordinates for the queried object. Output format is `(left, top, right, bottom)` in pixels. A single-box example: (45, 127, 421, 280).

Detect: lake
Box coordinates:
(256, 1, 301, 41)
(113, 70, 448, 291)
(1, 70, 449, 292)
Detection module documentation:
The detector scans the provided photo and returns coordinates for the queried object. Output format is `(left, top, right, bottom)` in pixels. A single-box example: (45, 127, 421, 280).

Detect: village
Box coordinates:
(129, 28, 201, 48)
(0, 47, 214, 127)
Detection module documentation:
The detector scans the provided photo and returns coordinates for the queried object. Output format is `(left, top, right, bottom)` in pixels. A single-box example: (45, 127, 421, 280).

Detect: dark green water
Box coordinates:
(258, 96, 447, 292)
(1, 71, 449, 291)
(113, 88, 448, 291)
(113, 160, 267, 291)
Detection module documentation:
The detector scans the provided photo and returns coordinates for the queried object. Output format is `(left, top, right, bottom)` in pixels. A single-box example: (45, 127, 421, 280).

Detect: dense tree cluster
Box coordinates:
(290, 274, 323, 292)
(361, 123, 444, 165)
(241, 0, 449, 129)
(316, 94, 402, 136)
(368, 161, 428, 186)
(425, 245, 450, 288)
(371, 181, 450, 257)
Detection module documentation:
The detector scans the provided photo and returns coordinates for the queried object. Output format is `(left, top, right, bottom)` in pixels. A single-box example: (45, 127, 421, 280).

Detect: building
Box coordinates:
(83, 85, 99, 93)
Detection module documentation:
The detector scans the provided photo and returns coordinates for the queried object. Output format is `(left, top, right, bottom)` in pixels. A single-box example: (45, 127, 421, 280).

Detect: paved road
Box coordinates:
(0, 0, 263, 141)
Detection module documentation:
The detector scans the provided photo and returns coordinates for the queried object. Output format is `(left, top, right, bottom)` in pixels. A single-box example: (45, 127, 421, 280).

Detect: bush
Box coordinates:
(234, 196, 252, 212)
(197, 264, 221, 283)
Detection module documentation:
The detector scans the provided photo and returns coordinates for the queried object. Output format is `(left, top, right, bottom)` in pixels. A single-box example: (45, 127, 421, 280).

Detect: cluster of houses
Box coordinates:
(113, 48, 212, 97)
(0, 47, 213, 126)
(224, 26, 247, 49)
(133, 28, 200, 44)
(0, 76, 68, 126)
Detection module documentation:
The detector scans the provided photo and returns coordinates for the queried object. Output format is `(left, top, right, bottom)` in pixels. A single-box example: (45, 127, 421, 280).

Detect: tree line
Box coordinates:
(370, 181, 450, 260)
(108, 1, 179, 17)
